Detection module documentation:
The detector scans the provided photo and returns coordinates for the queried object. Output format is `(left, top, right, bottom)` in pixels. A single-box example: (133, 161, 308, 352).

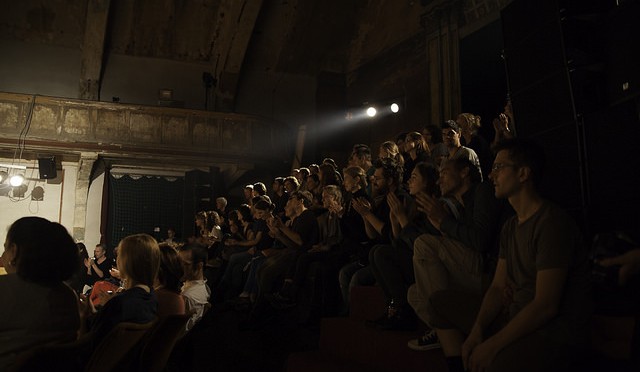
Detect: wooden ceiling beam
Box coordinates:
(211, 0, 264, 112)
(79, 0, 111, 100)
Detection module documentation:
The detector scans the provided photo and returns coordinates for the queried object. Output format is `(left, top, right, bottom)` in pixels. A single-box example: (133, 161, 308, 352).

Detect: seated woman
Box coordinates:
(0, 217, 80, 370)
(155, 243, 186, 318)
(85, 233, 161, 344)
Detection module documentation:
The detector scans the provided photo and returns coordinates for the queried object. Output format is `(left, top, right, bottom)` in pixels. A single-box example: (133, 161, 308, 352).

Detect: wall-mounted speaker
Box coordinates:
(38, 156, 57, 179)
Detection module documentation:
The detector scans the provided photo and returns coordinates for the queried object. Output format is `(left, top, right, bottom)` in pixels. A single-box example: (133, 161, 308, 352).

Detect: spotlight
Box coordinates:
(0, 170, 7, 183)
(10, 174, 24, 187)
(390, 103, 400, 113)
(366, 107, 377, 117)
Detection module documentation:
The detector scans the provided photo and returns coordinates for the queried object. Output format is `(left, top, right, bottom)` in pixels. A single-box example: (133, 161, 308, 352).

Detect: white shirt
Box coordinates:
(181, 279, 210, 331)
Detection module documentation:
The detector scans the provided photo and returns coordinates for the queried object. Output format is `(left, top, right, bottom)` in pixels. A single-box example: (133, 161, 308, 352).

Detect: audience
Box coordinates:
(340, 158, 404, 312)
(85, 233, 160, 345)
(271, 177, 288, 219)
(431, 139, 592, 372)
(369, 162, 441, 330)
(252, 182, 267, 197)
(84, 243, 111, 286)
(156, 244, 186, 318)
(231, 198, 277, 303)
(422, 124, 448, 167)
(215, 197, 228, 226)
(403, 131, 432, 185)
(407, 157, 505, 351)
(0, 217, 79, 370)
(3, 107, 631, 371)
(458, 113, 493, 178)
(378, 140, 405, 170)
(283, 175, 300, 194)
(441, 120, 483, 181)
(249, 191, 318, 313)
(269, 185, 345, 308)
(69, 242, 90, 293)
(178, 243, 211, 332)
(337, 165, 374, 313)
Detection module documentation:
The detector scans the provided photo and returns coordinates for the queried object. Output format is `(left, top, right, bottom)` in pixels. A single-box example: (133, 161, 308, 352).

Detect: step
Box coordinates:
(349, 285, 387, 321)
(286, 350, 376, 372)
(318, 317, 447, 372)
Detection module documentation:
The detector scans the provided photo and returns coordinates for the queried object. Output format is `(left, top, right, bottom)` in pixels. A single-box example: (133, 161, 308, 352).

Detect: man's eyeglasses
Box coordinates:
(491, 163, 517, 172)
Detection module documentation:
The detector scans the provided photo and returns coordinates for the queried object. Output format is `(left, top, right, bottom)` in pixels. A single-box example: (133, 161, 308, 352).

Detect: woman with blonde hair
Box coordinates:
(378, 141, 405, 169)
(87, 233, 161, 343)
(457, 112, 493, 177)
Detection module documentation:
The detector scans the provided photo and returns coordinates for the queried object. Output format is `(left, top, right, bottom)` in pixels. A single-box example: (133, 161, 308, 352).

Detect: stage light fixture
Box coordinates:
(390, 103, 400, 113)
(366, 107, 377, 117)
(9, 174, 24, 187)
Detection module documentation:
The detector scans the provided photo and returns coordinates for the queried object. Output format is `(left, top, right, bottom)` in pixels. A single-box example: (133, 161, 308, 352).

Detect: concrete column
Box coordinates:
(73, 152, 98, 242)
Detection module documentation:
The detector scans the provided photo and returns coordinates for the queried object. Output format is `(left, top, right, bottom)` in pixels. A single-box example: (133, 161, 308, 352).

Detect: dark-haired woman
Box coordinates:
(369, 162, 441, 330)
(155, 244, 186, 317)
(403, 132, 432, 186)
(422, 125, 448, 168)
(0, 217, 80, 369)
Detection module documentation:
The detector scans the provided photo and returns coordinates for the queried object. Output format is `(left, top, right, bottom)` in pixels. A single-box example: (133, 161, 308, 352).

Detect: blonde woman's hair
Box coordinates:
(322, 184, 343, 206)
(343, 166, 368, 191)
(406, 131, 429, 153)
(458, 113, 482, 133)
(118, 233, 161, 288)
(379, 140, 405, 167)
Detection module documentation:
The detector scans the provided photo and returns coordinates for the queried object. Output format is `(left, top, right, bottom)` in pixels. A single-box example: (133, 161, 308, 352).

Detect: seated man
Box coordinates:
(84, 243, 111, 287)
(408, 157, 505, 350)
(178, 243, 211, 331)
(430, 139, 591, 372)
(256, 191, 319, 302)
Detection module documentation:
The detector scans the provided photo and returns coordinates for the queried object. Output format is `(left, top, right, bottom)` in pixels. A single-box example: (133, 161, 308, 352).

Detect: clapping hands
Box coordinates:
(415, 192, 449, 229)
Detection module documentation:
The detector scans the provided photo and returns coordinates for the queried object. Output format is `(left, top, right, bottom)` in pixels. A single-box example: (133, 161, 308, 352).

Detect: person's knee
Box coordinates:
(413, 234, 440, 259)
(373, 244, 393, 263)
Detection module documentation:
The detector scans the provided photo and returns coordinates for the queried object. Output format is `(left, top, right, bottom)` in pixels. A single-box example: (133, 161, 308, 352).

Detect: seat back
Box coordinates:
(84, 321, 155, 372)
(138, 314, 191, 372)
(10, 334, 93, 372)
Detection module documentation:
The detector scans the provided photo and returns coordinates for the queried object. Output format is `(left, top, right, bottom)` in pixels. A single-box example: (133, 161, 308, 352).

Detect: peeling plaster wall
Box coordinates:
(99, 53, 211, 109)
(0, 39, 81, 98)
(235, 70, 316, 129)
(0, 160, 82, 251)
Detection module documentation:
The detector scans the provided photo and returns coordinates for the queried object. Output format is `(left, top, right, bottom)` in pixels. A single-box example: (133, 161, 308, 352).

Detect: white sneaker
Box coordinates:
(407, 329, 441, 351)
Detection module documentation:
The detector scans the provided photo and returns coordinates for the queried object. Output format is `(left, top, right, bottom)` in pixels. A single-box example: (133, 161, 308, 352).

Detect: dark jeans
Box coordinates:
(369, 244, 414, 306)
(338, 261, 374, 313)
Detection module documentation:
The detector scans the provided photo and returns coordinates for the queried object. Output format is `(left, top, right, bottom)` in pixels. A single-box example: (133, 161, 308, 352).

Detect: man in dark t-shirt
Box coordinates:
(255, 191, 319, 301)
(430, 139, 592, 372)
(84, 244, 111, 286)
